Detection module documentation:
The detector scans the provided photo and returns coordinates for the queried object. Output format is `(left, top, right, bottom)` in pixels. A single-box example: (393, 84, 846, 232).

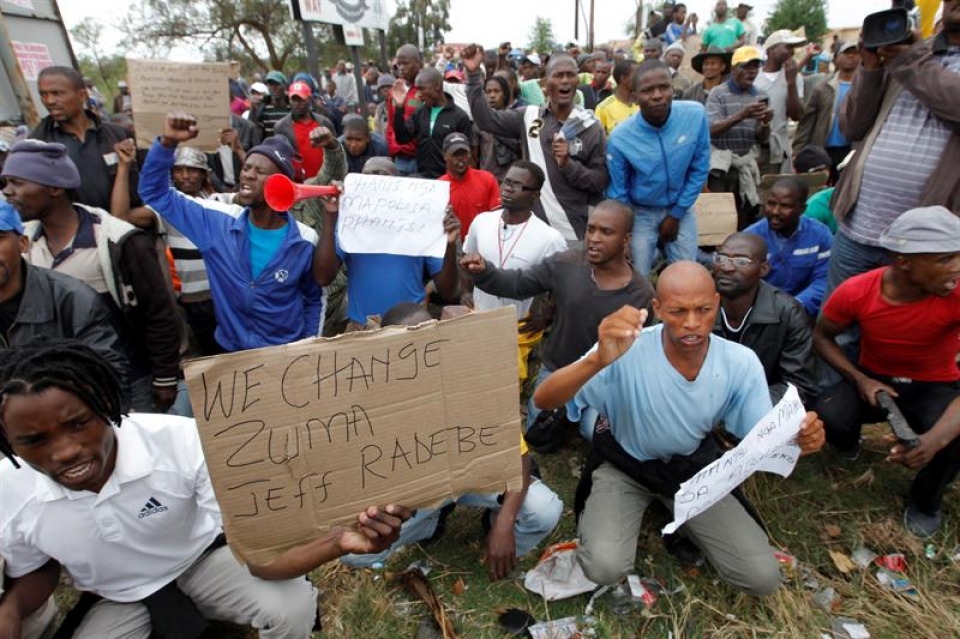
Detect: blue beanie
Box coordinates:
(247, 136, 296, 180)
(2, 140, 81, 189)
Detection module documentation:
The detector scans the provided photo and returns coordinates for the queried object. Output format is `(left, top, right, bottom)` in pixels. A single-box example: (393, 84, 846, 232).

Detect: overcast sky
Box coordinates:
(60, 0, 896, 60)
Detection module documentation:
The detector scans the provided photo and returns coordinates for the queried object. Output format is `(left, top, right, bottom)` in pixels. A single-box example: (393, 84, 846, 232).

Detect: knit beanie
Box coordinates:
(247, 136, 296, 180)
(2, 139, 81, 189)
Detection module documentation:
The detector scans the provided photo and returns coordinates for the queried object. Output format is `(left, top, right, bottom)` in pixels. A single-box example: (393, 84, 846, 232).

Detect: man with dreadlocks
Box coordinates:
(0, 341, 411, 638)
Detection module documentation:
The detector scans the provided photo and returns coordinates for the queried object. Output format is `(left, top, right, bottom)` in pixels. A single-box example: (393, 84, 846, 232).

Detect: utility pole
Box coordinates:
(301, 22, 321, 81)
(588, 0, 595, 50)
(574, 0, 579, 42)
(635, 0, 644, 39)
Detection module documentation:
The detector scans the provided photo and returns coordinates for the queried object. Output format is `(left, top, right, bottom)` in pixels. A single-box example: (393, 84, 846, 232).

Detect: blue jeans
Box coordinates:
(527, 366, 599, 442)
(394, 155, 417, 176)
(825, 229, 890, 298)
(169, 379, 193, 418)
(339, 479, 563, 567)
(630, 207, 698, 277)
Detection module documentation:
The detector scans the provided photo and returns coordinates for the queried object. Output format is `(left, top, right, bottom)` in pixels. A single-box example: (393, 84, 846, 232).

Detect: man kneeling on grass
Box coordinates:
(340, 303, 563, 581)
(534, 261, 826, 596)
(813, 206, 960, 539)
(0, 341, 410, 639)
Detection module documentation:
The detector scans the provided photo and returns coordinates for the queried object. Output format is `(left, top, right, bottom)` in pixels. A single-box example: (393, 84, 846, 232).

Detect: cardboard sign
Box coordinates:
(184, 307, 524, 566)
(337, 173, 450, 258)
(694, 192, 738, 247)
(663, 386, 804, 534)
(127, 59, 230, 152)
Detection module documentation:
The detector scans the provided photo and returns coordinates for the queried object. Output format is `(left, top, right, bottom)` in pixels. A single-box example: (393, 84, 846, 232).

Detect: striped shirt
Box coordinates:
(706, 78, 766, 156)
(156, 192, 234, 299)
(844, 46, 960, 246)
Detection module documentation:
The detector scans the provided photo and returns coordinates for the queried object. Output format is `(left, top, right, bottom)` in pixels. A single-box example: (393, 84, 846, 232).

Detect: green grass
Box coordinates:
(52, 424, 959, 638)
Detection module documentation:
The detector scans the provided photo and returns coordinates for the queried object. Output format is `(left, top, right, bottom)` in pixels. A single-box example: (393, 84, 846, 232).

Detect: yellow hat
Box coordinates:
(731, 46, 763, 66)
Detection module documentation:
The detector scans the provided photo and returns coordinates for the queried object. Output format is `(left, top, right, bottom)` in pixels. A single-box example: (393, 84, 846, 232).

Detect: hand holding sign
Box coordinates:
(183, 307, 523, 566)
(663, 385, 808, 535)
(443, 205, 461, 244)
(337, 173, 451, 258)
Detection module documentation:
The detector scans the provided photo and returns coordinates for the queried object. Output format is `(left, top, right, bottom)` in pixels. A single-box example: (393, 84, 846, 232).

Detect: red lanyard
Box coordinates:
(498, 217, 530, 268)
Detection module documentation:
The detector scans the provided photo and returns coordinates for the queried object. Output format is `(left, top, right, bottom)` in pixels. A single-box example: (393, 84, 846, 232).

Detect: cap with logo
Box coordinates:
(442, 132, 471, 155)
(247, 136, 296, 181)
(288, 81, 313, 100)
(731, 46, 763, 67)
(0, 201, 23, 235)
(878, 206, 960, 255)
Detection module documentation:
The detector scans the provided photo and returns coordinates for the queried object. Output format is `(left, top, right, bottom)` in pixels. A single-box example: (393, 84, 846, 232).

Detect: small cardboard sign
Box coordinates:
(695, 192, 738, 247)
(127, 59, 230, 152)
(184, 307, 523, 566)
(337, 173, 450, 258)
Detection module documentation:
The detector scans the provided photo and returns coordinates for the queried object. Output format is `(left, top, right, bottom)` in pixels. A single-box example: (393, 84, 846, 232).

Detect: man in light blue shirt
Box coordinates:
(534, 261, 826, 596)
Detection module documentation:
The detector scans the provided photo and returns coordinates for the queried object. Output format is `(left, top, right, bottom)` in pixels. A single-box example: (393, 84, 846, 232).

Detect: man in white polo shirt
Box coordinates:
(462, 160, 566, 318)
(0, 340, 409, 638)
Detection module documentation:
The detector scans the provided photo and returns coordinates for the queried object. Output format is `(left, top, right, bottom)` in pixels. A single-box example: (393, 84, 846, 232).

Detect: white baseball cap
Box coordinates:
(764, 29, 807, 50)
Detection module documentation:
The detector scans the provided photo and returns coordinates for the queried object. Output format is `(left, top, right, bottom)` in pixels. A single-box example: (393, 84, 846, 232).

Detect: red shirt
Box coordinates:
(386, 86, 421, 158)
(292, 119, 324, 179)
(439, 167, 501, 239)
(822, 267, 960, 382)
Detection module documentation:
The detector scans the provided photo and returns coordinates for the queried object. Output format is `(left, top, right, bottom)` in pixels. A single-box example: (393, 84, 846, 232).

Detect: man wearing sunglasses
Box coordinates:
(712, 232, 818, 406)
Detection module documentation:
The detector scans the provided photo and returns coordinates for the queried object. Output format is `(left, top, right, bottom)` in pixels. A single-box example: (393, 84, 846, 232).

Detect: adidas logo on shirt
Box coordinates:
(138, 497, 169, 519)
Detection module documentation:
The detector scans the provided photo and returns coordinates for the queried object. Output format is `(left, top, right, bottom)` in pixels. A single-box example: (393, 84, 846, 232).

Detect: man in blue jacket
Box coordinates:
(745, 176, 832, 317)
(605, 60, 711, 276)
(140, 114, 324, 352)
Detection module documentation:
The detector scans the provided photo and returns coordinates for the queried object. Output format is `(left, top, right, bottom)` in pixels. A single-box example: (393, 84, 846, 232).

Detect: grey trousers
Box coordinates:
(577, 462, 782, 596)
(68, 547, 317, 639)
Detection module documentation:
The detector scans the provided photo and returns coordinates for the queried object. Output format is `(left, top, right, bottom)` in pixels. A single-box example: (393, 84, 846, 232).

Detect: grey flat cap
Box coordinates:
(878, 206, 960, 254)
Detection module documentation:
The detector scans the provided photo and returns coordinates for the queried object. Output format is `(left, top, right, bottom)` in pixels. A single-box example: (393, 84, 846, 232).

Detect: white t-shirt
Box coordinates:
(464, 210, 566, 318)
(0, 414, 222, 602)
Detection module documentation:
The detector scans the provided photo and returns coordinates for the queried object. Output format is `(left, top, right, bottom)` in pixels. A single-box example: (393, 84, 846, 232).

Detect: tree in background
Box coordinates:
(71, 18, 128, 111)
(386, 0, 451, 55)
(764, 0, 829, 42)
(121, 0, 305, 71)
(528, 17, 556, 54)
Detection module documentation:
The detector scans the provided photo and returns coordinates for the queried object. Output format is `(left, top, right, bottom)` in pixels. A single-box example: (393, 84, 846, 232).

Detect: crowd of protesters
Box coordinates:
(0, 0, 958, 636)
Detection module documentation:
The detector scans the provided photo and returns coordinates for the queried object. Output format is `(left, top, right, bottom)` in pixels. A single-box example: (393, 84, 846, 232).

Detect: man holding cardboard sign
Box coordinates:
(534, 261, 825, 596)
(0, 341, 410, 638)
(312, 165, 461, 330)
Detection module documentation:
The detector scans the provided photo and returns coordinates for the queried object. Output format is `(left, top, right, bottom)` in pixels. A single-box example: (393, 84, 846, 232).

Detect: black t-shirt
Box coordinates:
(473, 249, 656, 370)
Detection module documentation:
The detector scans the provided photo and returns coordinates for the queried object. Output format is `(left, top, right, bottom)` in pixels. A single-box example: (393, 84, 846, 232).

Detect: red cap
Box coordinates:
(288, 81, 313, 100)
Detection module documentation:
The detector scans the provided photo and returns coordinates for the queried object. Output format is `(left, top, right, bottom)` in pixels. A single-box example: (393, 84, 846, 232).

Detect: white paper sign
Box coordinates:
(337, 174, 449, 258)
(663, 385, 805, 535)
